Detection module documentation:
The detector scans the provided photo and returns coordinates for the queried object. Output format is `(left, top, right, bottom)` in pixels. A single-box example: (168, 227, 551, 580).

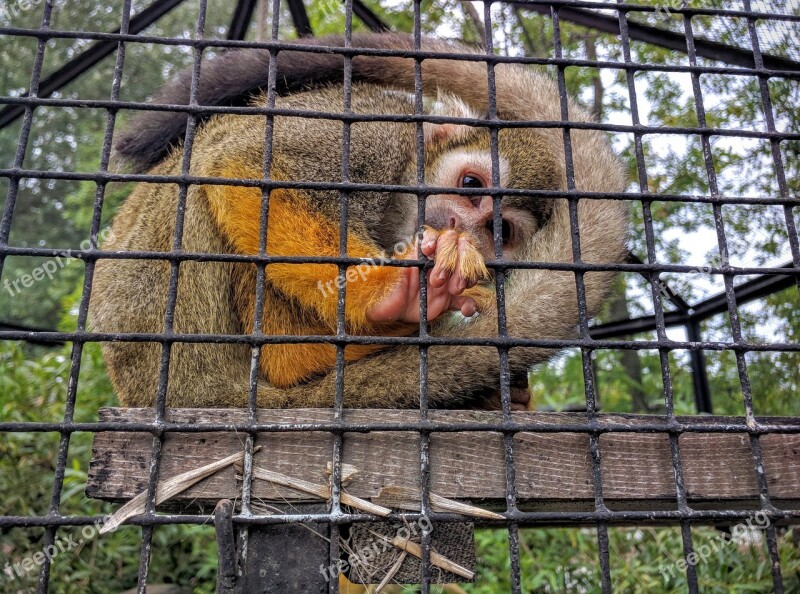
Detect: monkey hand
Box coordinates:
(420, 226, 491, 289)
(366, 227, 491, 324)
(474, 384, 533, 411)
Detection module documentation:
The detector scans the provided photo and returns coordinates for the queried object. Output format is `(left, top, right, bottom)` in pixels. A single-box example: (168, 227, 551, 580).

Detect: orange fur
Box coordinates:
(205, 160, 416, 387)
(233, 268, 415, 387)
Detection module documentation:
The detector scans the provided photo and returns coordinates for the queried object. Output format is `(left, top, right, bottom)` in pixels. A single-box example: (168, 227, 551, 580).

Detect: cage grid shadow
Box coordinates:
(0, 0, 799, 593)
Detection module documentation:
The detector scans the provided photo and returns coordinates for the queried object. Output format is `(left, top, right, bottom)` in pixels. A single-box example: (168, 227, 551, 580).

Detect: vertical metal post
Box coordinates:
(686, 317, 713, 414)
(215, 500, 237, 594)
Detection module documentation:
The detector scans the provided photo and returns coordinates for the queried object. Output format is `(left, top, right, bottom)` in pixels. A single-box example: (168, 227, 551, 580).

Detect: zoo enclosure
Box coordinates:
(0, 0, 798, 592)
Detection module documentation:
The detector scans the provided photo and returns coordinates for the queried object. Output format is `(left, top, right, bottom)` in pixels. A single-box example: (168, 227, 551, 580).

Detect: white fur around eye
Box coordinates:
(429, 149, 509, 190)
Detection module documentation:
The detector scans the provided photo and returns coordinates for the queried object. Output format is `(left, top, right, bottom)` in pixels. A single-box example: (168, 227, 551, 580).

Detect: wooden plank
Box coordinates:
(87, 408, 800, 510)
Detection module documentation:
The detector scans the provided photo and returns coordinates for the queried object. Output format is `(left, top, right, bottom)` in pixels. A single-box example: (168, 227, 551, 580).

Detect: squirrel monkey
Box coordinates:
(90, 33, 628, 409)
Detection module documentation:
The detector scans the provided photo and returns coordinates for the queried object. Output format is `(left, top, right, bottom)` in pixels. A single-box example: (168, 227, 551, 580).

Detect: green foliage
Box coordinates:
(0, 340, 217, 593)
(397, 526, 800, 593)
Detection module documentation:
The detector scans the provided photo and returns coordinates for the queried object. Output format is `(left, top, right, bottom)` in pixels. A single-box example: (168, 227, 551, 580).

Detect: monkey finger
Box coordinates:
(429, 266, 448, 289)
(450, 294, 477, 318)
(430, 231, 459, 288)
(419, 226, 439, 259)
(510, 387, 532, 411)
(446, 264, 468, 296)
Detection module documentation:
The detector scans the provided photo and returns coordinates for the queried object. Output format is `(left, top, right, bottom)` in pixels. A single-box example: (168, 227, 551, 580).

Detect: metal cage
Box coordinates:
(0, 1, 798, 592)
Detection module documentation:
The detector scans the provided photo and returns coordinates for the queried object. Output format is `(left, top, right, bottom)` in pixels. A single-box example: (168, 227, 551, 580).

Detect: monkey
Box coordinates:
(94, 85, 545, 402)
(89, 33, 628, 410)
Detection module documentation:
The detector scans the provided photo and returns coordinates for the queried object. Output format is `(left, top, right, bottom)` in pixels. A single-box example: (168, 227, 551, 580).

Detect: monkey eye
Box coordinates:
(459, 174, 485, 189)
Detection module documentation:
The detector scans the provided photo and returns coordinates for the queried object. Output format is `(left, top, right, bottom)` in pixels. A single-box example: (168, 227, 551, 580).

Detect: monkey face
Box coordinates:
(420, 98, 560, 263)
(424, 149, 537, 262)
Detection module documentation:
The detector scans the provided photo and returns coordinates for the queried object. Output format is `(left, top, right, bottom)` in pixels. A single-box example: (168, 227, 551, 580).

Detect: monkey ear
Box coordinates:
(423, 91, 479, 146)
(423, 122, 468, 145)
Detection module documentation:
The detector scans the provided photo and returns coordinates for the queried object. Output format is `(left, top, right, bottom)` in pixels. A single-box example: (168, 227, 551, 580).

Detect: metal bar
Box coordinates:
(233, 0, 283, 584)
(134, 3, 208, 591)
(0, 0, 188, 130)
(411, 2, 432, 590)
(628, 252, 692, 314)
(589, 262, 797, 339)
(3, 507, 800, 529)
(516, 2, 800, 72)
(686, 319, 713, 414)
(286, 0, 313, 37)
(692, 264, 798, 320)
(1, 155, 798, 197)
(2, 327, 799, 352)
(483, 5, 522, 592)
(0, 322, 65, 346)
(227, 0, 258, 41)
(37, 0, 132, 581)
(6, 413, 800, 435)
(613, 0, 700, 584)
(351, 0, 390, 32)
(6, 3, 58, 592)
(739, 5, 788, 590)
(0, 32, 797, 80)
(214, 500, 237, 594)
(551, 5, 613, 592)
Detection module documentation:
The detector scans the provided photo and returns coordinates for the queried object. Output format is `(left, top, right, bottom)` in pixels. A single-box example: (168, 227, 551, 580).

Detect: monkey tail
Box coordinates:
(114, 36, 353, 171)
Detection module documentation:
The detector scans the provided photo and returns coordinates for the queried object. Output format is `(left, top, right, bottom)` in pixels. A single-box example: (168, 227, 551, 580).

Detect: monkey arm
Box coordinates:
(205, 162, 418, 387)
(232, 269, 414, 388)
(205, 160, 411, 333)
(250, 195, 627, 408)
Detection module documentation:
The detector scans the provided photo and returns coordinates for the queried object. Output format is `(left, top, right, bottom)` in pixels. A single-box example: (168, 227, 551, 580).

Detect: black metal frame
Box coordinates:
(0, 1, 798, 593)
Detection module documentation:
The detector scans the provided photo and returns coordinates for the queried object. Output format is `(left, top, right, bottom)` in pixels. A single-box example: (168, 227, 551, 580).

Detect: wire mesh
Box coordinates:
(0, 1, 798, 593)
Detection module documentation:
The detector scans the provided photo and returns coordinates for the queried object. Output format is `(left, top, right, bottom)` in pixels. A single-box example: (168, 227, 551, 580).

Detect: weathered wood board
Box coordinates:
(87, 408, 800, 512)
